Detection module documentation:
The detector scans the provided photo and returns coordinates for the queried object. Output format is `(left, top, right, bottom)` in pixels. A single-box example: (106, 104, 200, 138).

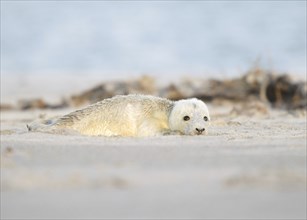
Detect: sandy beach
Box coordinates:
(1, 94, 306, 219)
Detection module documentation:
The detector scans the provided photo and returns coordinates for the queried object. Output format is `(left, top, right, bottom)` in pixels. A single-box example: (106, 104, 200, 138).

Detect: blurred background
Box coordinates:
(2, 1, 306, 76)
(1, 1, 306, 107)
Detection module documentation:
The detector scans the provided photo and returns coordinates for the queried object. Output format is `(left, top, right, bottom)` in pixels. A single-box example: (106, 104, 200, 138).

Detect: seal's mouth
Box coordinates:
(196, 128, 205, 135)
(195, 132, 205, 136)
(192, 128, 207, 136)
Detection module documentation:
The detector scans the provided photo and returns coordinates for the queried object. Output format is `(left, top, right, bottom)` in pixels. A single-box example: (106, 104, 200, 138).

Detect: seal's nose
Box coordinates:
(195, 128, 205, 134)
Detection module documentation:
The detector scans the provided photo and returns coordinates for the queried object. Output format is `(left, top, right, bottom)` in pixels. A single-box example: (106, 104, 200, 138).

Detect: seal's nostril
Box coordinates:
(196, 128, 205, 133)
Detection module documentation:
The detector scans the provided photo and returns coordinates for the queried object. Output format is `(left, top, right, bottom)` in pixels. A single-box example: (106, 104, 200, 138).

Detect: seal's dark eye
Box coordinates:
(183, 116, 190, 121)
(204, 116, 208, 121)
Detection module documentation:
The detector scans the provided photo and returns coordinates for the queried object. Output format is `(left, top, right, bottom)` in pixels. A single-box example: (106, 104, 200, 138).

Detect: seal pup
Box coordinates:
(28, 94, 210, 137)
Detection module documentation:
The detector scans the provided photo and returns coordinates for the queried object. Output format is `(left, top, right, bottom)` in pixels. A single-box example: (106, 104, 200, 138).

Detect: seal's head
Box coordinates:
(168, 98, 210, 135)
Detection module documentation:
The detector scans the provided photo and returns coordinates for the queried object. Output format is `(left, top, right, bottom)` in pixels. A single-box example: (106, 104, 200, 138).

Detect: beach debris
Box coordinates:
(1, 68, 306, 111)
(17, 98, 68, 110)
(264, 74, 307, 109)
(159, 83, 185, 100)
(18, 98, 47, 110)
(185, 67, 306, 110)
(0, 103, 14, 111)
(70, 75, 156, 106)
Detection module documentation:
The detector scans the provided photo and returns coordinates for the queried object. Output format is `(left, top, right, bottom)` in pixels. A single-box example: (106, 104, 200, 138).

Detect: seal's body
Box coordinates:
(28, 94, 210, 137)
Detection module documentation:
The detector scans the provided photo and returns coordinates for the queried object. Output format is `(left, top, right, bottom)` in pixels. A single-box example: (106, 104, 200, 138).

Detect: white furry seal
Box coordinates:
(28, 94, 210, 137)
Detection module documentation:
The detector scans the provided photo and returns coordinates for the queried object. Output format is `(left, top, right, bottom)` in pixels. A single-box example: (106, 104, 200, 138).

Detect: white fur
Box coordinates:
(169, 98, 210, 136)
(28, 94, 210, 137)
